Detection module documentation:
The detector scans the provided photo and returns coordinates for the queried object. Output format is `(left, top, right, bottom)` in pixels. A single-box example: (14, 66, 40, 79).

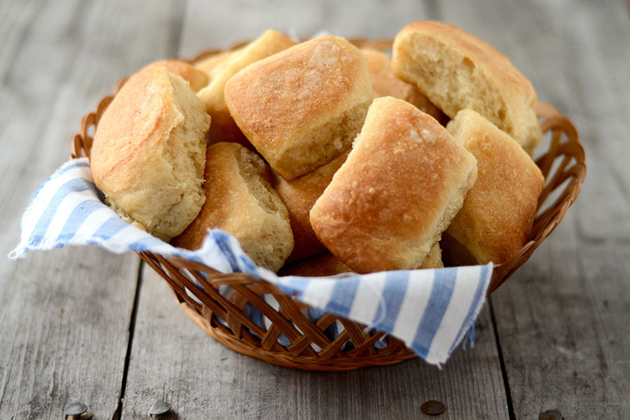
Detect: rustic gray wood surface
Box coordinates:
(0, 0, 627, 419)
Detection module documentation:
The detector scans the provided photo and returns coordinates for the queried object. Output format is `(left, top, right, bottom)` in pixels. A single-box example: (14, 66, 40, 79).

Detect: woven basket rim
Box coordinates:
(70, 38, 587, 370)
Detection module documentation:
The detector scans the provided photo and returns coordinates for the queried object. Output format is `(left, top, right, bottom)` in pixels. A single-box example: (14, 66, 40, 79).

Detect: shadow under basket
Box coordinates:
(71, 41, 587, 371)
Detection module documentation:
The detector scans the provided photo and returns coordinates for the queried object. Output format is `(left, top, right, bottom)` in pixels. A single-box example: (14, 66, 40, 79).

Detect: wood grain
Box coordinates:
(438, 0, 630, 417)
(2, 0, 629, 418)
(177, 0, 432, 57)
(493, 214, 630, 419)
(121, 268, 509, 420)
(0, 0, 184, 418)
(117, 2, 510, 419)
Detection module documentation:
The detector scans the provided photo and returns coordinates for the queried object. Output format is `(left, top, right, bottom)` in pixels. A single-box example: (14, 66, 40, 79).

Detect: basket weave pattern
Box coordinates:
(71, 42, 586, 371)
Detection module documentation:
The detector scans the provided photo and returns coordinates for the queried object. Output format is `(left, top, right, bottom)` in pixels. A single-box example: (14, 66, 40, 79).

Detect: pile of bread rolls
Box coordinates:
(90, 21, 545, 276)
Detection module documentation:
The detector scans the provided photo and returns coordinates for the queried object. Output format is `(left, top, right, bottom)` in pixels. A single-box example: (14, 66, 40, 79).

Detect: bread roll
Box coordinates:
(279, 253, 353, 277)
(274, 152, 348, 262)
(445, 109, 544, 264)
(194, 51, 232, 78)
(419, 243, 444, 269)
(225, 35, 377, 180)
(362, 48, 448, 125)
(310, 97, 477, 273)
(142, 60, 209, 92)
(197, 30, 296, 146)
(171, 142, 294, 272)
(91, 67, 210, 241)
(392, 21, 541, 154)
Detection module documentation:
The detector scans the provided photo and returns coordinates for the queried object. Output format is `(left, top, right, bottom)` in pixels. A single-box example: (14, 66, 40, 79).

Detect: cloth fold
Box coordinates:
(10, 158, 492, 365)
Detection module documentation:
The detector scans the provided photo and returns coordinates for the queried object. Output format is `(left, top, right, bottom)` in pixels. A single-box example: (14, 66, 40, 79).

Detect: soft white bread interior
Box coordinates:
(392, 21, 541, 154)
(362, 48, 448, 125)
(90, 66, 210, 241)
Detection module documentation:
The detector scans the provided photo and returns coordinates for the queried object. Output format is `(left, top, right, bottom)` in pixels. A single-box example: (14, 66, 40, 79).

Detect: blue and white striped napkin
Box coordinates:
(10, 158, 492, 365)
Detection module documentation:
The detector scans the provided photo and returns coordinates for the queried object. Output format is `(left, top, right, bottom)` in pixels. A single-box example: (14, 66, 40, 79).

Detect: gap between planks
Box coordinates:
(113, 261, 145, 420)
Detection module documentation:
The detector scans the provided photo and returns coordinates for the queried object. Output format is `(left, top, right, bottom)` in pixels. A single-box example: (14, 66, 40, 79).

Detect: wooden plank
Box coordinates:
(492, 214, 630, 419)
(0, 0, 186, 418)
(0, 249, 139, 420)
(121, 2, 509, 418)
(122, 268, 509, 419)
(177, 0, 431, 57)
(436, 0, 630, 417)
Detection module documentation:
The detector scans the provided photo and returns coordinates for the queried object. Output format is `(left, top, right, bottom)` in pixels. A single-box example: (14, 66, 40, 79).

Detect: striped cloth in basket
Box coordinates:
(10, 158, 492, 365)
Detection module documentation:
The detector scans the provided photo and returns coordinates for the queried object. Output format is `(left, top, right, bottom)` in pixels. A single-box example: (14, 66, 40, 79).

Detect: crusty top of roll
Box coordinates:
(392, 21, 541, 154)
(225, 35, 377, 180)
(197, 30, 296, 145)
(446, 109, 544, 264)
(310, 97, 477, 273)
(142, 60, 209, 92)
(91, 66, 210, 241)
(197, 30, 296, 115)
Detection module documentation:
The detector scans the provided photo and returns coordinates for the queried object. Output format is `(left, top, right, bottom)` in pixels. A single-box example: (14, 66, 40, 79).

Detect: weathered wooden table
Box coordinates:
(1, 0, 628, 418)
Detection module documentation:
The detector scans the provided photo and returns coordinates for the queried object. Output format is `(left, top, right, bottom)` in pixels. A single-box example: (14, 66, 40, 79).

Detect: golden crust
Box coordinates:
(446, 109, 544, 264)
(362, 49, 448, 125)
(419, 243, 444, 269)
(171, 142, 294, 272)
(392, 21, 541, 154)
(310, 97, 477, 273)
(197, 30, 296, 146)
(274, 152, 349, 262)
(225, 35, 377, 180)
(142, 60, 209, 92)
(91, 67, 210, 241)
(194, 51, 232, 78)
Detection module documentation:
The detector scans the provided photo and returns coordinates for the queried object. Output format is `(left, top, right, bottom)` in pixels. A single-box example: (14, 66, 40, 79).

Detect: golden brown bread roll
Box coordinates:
(419, 243, 444, 269)
(142, 60, 209, 92)
(310, 97, 477, 273)
(362, 48, 448, 125)
(91, 67, 210, 241)
(274, 152, 348, 262)
(194, 51, 232, 78)
(392, 21, 541, 154)
(172, 142, 294, 272)
(445, 109, 544, 264)
(197, 30, 296, 146)
(279, 253, 354, 277)
(225, 35, 377, 180)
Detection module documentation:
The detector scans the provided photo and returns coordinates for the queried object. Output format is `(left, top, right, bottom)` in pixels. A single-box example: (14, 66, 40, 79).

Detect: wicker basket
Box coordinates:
(71, 40, 586, 371)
